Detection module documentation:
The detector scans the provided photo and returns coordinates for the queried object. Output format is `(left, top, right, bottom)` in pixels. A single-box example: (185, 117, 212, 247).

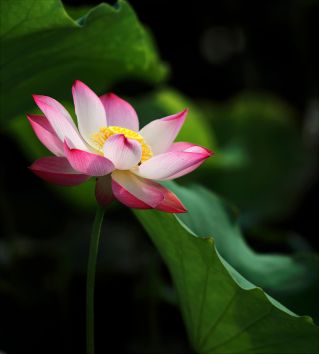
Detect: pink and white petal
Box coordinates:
(183, 145, 213, 154)
(31, 95, 76, 127)
(33, 95, 88, 151)
(166, 142, 196, 153)
(133, 150, 211, 180)
(29, 156, 89, 186)
(166, 143, 213, 179)
(103, 134, 142, 170)
(112, 171, 186, 212)
(139, 109, 188, 155)
(64, 142, 114, 177)
(154, 184, 187, 213)
(27, 114, 65, 156)
(165, 161, 204, 180)
(100, 93, 139, 131)
(95, 174, 114, 206)
(167, 142, 213, 154)
(112, 180, 150, 209)
(111, 170, 163, 208)
(72, 80, 107, 144)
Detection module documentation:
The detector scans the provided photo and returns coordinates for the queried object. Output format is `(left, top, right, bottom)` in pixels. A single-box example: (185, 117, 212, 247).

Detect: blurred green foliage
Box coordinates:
(200, 94, 317, 225)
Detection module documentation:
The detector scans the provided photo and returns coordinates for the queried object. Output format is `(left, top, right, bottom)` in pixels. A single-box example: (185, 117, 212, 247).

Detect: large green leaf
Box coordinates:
(134, 184, 319, 353)
(168, 182, 319, 319)
(0, 0, 167, 123)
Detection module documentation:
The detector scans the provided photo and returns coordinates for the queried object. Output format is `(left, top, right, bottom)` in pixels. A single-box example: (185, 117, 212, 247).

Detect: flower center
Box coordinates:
(91, 126, 153, 162)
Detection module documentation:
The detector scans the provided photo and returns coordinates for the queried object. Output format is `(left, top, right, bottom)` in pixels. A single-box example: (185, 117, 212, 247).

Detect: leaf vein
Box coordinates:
(205, 307, 273, 353)
(199, 288, 240, 349)
(195, 265, 210, 345)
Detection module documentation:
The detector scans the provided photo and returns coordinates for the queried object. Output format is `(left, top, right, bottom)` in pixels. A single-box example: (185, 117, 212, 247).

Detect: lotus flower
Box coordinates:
(28, 81, 212, 213)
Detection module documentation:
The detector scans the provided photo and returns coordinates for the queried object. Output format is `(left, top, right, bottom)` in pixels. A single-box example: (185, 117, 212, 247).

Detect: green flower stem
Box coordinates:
(87, 205, 105, 354)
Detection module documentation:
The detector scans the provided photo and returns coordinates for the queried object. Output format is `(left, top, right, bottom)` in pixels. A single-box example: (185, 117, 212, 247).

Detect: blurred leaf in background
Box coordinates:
(199, 94, 317, 226)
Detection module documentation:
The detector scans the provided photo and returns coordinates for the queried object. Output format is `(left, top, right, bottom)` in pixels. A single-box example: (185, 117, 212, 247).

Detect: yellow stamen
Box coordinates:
(91, 126, 153, 162)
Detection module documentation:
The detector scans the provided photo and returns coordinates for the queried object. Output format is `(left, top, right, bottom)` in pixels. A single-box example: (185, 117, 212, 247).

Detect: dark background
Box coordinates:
(1, 0, 318, 353)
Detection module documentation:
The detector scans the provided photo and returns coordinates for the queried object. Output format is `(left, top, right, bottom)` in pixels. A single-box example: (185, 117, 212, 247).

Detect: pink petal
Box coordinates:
(31, 95, 76, 127)
(33, 95, 88, 151)
(95, 175, 114, 206)
(111, 171, 186, 212)
(167, 142, 213, 153)
(29, 156, 89, 186)
(166, 142, 196, 152)
(72, 80, 107, 144)
(133, 150, 212, 180)
(100, 93, 139, 131)
(112, 180, 150, 209)
(64, 142, 114, 177)
(111, 170, 163, 208)
(139, 109, 188, 155)
(27, 114, 65, 156)
(165, 142, 214, 178)
(103, 134, 142, 170)
(152, 184, 187, 213)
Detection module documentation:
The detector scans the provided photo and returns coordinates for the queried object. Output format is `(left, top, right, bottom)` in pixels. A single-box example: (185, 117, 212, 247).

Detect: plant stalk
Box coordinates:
(87, 205, 105, 354)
